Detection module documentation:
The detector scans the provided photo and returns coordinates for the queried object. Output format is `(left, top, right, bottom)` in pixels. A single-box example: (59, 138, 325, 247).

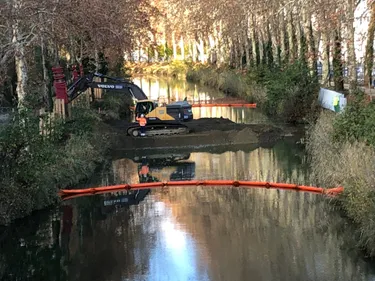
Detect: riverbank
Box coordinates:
(308, 97, 375, 257)
(0, 107, 110, 225)
(128, 61, 189, 78)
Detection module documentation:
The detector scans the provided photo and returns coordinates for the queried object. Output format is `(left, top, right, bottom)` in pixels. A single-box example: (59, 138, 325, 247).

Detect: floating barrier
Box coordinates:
(191, 103, 257, 108)
(60, 180, 343, 200)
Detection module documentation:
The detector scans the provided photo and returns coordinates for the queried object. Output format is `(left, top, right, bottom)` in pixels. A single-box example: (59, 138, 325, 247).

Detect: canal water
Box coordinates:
(133, 76, 269, 124)
(1, 76, 375, 281)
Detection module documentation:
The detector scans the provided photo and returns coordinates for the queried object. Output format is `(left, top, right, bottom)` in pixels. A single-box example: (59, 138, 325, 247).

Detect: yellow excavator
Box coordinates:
(68, 72, 193, 137)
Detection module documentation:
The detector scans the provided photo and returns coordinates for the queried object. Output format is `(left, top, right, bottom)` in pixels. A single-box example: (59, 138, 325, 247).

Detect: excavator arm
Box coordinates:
(67, 72, 148, 102)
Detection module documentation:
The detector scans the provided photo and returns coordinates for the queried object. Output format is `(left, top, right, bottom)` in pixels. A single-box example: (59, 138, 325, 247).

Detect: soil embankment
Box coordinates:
(105, 118, 287, 152)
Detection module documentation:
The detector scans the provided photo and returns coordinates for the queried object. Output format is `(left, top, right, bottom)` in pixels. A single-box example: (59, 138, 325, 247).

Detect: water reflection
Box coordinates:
(1, 142, 375, 280)
(115, 139, 310, 185)
(134, 154, 195, 182)
(133, 76, 221, 104)
(133, 76, 269, 124)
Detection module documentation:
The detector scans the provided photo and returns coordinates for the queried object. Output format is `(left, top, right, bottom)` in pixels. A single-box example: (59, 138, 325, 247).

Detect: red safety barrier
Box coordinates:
(60, 180, 343, 201)
(192, 103, 257, 108)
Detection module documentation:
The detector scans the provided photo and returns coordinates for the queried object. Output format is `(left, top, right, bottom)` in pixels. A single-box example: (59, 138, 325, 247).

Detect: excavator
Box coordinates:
(68, 72, 193, 137)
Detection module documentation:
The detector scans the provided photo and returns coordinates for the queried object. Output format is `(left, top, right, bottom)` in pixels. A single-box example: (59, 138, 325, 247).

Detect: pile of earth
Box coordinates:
(105, 117, 287, 151)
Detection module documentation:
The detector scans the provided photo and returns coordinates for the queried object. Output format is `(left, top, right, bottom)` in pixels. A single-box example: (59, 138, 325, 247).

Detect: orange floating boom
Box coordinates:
(60, 180, 343, 200)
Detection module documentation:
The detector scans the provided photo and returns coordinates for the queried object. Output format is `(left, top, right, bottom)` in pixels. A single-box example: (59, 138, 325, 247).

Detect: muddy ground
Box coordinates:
(103, 117, 299, 153)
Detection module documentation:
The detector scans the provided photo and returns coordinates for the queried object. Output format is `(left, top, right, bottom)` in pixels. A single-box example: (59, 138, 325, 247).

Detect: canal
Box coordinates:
(0, 76, 374, 281)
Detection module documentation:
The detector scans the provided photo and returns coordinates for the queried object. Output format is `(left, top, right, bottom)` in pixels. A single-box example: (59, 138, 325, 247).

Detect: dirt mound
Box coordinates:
(104, 117, 285, 151)
(187, 118, 246, 133)
(230, 128, 259, 144)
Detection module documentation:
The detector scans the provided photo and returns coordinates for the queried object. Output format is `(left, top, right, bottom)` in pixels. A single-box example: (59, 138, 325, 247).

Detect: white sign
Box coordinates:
(318, 88, 347, 113)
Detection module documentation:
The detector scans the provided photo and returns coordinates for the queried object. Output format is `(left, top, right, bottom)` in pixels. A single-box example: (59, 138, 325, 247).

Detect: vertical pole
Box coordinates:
(72, 65, 79, 81)
(52, 66, 69, 118)
(79, 64, 84, 77)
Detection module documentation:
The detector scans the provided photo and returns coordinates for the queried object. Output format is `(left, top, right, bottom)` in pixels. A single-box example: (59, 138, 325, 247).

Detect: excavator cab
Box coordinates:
(135, 100, 156, 117)
(128, 99, 193, 137)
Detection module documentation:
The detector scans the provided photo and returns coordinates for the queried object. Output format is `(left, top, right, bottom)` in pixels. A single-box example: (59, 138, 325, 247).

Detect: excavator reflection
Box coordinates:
(59, 153, 196, 264)
(61, 153, 195, 222)
(135, 153, 196, 183)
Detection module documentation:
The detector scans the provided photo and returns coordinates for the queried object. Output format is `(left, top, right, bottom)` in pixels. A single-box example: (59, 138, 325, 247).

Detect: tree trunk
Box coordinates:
(153, 32, 159, 62)
(287, 11, 295, 62)
(162, 29, 167, 61)
(303, 10, 316, 73)
(259, 30, 265, 65)
(279, 10, 287, 64)
(228, 38, 234, 67)
(270, 23, 279, 66)
(138, 46, 142, 62)
(94, 47, 100, 71)
(347, 0, 357, 92)
(238, 36, 244, 69)
(12, 7, 27, 107)
(192, 40, 197, 63)
(41, 36, 52, 111)
(69, 36, 75, 65)
(295, 21, 303, 59)
(244, 27, 251, 68)
(197, 38, 205, 63)
(365, 2, 375, 87)
(180, 35, 185, 60)
(321, 31, 330, 86)
(172, 32, 177, 60)
(208, 34, 217, 64)
(217, 20, 225, 66)
(250, 14, 258, 66)
(333, 29, 344, 91)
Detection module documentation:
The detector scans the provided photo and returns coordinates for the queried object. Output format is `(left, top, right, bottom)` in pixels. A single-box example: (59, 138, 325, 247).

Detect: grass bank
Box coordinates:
(186, 62, 320, 123)
(0, 90, 132, 225)
(307, 95, 375, 257)
(128, 61, 320, 123)
(126, 61, 189, 78)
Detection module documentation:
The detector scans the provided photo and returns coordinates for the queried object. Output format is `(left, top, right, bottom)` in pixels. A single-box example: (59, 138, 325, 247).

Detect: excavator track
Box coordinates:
(127, 123, 189, 137)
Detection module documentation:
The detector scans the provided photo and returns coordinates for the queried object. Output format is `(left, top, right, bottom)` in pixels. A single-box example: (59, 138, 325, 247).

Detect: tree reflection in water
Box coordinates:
(1, 143, 375, 280)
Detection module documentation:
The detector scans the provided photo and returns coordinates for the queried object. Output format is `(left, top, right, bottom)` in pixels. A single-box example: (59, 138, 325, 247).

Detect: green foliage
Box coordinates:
(218, 70, 247, 97)
(168, 61, 189, 77)
(252, 61, 319, 123)
(65, 106, 101, 136)
(187, 65, 254, 100)
(0, 107, 108, 225)
(186, 62, 319, 118)
(308, 111, 375, 257)
(186, 67, 204, 82)
(332, 93, 375, 146)
(165, 45, 173, 60)
(131, 61, 189, 77)
(92, 91, 133, 121)
(156, 45, 166, 58)
(82, 57, 97, 73)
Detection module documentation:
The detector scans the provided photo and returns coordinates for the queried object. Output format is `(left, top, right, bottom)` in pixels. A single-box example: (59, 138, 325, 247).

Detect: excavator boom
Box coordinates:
(67, 72, 148, 102)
